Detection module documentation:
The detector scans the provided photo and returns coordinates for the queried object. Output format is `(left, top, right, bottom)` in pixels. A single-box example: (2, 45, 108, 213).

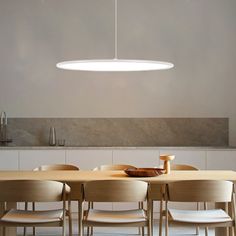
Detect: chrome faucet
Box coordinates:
(0, 111, 10, 143)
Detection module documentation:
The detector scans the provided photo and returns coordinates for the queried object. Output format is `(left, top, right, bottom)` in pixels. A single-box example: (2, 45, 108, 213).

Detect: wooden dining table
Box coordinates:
(0, 170, 236, 236)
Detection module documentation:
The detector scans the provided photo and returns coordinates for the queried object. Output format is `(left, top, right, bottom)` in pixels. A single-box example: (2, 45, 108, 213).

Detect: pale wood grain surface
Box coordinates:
(0, 170, 236, 183)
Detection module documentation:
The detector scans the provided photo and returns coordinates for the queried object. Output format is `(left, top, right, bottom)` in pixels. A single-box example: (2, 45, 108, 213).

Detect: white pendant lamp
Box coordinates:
(56, 0, 174, 72)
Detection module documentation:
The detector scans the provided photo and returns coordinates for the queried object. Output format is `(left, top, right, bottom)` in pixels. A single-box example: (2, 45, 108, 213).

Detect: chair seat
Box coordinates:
(0, 209, 63, 223)
(84, 209, 147, 223)
(169, 208, 232, 223)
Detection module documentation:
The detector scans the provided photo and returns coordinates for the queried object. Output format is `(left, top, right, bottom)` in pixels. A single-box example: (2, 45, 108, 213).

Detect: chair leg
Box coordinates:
(33, 227, 36, 236)
(165, 197, 168, 236)
(159, 199, 163, 236)
(148, 199, 153, 236)
(229, 227, 234, 236)
(23, 202, 28, 236)
(23, 201, 30, 236)
(138, 202, 144, 235)
(32, 202, 36, 236)
(88, 202, 94, 236)
(68, 212, 72, 236)
(204, 202, 209, 236)
(62, 223, 66, 236)
(62, 209, 66, 236)
(3, 227, 6, 236)
(150, 200, 154, 236)
(147, 224, 152, 236)
(141, 227, 145, 236)
(78, 201, 83, 236)
(196, 202, 200, 235)
(23, 226, 27, 236)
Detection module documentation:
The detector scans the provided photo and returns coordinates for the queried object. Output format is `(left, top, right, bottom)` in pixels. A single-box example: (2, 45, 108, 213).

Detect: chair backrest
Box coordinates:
(83, 180, 148, 202)
(93, 164, 136, 171)
(0, 180, 70, 202)
(33, 164, 79, 171)
(171, 164, 199, 171)
(167, 180, 233, 203)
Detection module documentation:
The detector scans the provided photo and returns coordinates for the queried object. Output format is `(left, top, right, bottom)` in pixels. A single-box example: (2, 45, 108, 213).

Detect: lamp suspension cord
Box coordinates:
(114, 0, 118, 59)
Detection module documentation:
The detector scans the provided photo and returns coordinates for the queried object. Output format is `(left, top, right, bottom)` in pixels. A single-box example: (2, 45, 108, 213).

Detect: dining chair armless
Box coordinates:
(27, 164, 79, 236)
(92, 164, 136, 171)
(33, 164, 79, 171)
(165, 180, 235, 236)
(90, 164, 143, 235)
(158, 164, 201, 236)
(80, 180, 151, 236)
(0, 180, 72, 236)
(170, 164, 199, 171)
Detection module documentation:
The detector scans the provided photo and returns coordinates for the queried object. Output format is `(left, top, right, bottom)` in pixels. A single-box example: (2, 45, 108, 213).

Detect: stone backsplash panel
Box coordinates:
(4, 118, 228, 147)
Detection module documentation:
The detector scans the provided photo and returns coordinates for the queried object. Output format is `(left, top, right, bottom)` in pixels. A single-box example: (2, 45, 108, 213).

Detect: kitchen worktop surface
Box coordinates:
(0, 146, 236, 150)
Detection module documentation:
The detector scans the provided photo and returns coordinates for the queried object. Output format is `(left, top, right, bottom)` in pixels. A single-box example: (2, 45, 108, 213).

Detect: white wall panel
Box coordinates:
(66, 149, 112, 170)
(0, 150, 18, 170)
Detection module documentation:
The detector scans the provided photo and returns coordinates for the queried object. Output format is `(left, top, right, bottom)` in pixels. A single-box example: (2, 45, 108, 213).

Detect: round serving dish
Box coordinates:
(124, 167, 165, 177)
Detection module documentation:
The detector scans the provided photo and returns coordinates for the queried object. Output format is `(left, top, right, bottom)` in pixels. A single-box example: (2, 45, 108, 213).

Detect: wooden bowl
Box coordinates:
(124, 168, 165, 177)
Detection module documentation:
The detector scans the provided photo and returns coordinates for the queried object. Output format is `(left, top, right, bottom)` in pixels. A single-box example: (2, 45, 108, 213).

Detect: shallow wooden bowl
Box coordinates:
(124, 168, 165, 177)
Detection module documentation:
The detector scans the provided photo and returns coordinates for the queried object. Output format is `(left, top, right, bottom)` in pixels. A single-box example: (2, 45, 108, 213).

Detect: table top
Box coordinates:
(0, 170, 236, 183)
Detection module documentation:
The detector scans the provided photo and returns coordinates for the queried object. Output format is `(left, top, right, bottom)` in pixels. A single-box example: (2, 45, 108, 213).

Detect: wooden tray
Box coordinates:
(124, 168, 165, 177)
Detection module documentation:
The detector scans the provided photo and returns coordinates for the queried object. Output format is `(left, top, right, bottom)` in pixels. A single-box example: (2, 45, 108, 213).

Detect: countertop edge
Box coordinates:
(0, 146, 236, 150)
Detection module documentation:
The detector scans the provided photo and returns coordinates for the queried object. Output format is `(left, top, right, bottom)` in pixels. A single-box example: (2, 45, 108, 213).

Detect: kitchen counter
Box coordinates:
(0, 146, 236, 150)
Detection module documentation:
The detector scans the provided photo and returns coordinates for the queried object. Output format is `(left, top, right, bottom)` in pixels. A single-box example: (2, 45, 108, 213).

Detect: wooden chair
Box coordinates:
(159, 164, 200, 236)
(171, 164, 199, 171)
(0, 180, 72, 236)
(165, 180, 236, 236)
(80, 180, 151, 236)
(93, 164, 136, 171)
(90, 164, 140, 235)
(28, 164, 79, 236)
(33, 164, 79, 171)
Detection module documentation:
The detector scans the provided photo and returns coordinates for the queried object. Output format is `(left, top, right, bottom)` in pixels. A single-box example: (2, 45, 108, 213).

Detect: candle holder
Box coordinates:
(160, 154, 175, 174)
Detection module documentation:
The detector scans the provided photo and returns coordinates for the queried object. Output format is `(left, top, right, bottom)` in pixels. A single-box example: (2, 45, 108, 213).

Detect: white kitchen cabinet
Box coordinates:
(19, 150, 66, 170)
(159, 149, 206, 170)
(206, 150, 236, 170)
(66, 149, 112, 170)
(112, 149, 160, 167)
(0, 150, 18, 170)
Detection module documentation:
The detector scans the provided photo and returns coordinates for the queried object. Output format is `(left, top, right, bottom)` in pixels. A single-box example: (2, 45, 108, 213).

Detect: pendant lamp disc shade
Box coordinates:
(56, 59, 174, 72)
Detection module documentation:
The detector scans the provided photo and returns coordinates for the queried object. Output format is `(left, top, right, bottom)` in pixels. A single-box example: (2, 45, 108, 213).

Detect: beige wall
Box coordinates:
(0, 0, 236, 144)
